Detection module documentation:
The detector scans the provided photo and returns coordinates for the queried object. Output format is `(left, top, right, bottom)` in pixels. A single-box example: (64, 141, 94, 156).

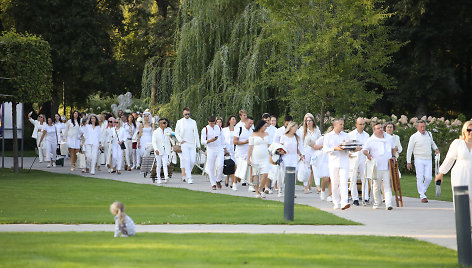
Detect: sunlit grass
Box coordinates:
(0, 232, 458, 267)
(0, 169, 354, 225)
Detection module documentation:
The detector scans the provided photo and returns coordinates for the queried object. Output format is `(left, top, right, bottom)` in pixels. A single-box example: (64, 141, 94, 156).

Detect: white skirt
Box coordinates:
(67, 137, 81, 149)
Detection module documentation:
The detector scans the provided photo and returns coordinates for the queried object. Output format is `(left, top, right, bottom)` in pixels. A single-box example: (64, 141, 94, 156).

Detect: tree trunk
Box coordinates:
(12, 101, 19, 173)
(319, 102, 325, 134)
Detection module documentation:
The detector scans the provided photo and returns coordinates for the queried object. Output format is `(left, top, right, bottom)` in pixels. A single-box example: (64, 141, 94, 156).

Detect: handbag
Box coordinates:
(76, 152, 86, 169)
(297, 161, 311, 183)
(173, 144, 182, 153)
(197, 150, 206, 165)
(223, 158, 236, 175)
(60, 142, 69, 155)
(120, 142, 126, 150)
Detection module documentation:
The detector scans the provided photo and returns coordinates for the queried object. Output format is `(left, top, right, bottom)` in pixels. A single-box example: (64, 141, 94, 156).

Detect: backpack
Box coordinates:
(223, 158, 236, 175)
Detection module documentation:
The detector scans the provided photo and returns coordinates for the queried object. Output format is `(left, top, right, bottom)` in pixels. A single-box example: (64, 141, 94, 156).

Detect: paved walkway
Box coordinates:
(1, 157, 457, 250)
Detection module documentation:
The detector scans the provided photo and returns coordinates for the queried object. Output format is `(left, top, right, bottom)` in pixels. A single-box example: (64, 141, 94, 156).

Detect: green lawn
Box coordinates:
(0, 232, 458, 267)
(400, 175, 452, 202)
(0, 169, 354, 225)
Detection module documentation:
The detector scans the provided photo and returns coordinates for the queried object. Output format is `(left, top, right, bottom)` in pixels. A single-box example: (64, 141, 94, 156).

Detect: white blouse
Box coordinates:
(439, 139, 472, 187)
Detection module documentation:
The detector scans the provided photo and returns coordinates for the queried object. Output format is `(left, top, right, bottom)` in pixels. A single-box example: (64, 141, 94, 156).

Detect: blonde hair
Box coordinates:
(110, 201, 126, 224)
(302, 113, 316, 140)
(325, 126, 334, 134)
(460, 121, 472, 140)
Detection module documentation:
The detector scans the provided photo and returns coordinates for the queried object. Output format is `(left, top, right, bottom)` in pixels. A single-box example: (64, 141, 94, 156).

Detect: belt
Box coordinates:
(127, 138, 132, 140)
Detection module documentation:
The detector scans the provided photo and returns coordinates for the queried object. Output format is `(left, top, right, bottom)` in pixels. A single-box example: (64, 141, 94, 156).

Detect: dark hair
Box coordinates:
(284, 115, 293, 122)
(207, 116, 216, 122)
(70, 110, 79, 126)
(247, 116, 254, 121)
(127, 114, 136, 128)
(385, 122, 396, 131)
(253, 120, 267, 132)
(225, 115, 236, 127)
(262, 113, 270, 119)
(54, 113, 61, 123)
(89, 115, 99, 126)
(183, 107, 190, 112)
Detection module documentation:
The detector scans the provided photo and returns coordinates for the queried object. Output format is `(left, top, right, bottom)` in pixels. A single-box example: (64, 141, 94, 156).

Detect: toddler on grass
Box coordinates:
(110, 201, 136, 237)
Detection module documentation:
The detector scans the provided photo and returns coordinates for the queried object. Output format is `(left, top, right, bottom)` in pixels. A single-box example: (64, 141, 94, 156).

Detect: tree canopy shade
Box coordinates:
(0, 31, 52, 103)
(1, 0, 121, 113)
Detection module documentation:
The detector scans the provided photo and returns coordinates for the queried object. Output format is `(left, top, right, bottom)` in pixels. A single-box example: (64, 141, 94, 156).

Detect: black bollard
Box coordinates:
(284, 166, 296, 221)
(453, 186, 472, 267)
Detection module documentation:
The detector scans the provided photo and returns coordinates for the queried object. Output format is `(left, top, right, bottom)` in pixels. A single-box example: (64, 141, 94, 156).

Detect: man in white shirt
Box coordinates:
(406, 120, 439, 203)
(263, 113, 276, 144)
(201, 116, 229, 190)
(323, 118, 358, 210)
(233, 117, 254, 189)
(235, 110, 248, 130)
(175, 107, 201, 184)
(152, 118, 172, 184)
(348, 118, 370, 206)
(363, 122, 396, 210)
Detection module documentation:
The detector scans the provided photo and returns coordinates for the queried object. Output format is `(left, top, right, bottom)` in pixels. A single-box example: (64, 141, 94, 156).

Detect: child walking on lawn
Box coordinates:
(110, 201, 136, 237)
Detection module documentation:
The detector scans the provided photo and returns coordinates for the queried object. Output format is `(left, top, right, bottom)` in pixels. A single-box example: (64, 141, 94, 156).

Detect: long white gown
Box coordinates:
(438, 139, 472, 221)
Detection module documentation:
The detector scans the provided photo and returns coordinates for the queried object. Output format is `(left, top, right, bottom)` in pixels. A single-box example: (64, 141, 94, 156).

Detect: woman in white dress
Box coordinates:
(222, 115, 237, 187)
(64, 111, 81, 171)
(136, 112, 154, 168)
(435, 121, 472, 222)
(39, 117, 58, 168)
(247, 120, 271, 198)
(315, 126, 333, 201)
(28, 112, 46, 163)
(103, 117, 115, 172)
(279, 122, 304, 196)
(84, 115, 103, 175)
(299, 113, 322, 193)
(110, 118, 125, 174)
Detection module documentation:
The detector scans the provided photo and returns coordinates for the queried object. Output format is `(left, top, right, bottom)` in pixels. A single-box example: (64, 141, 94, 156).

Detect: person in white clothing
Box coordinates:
(299, 113, 322, 194)
(174, 107, 201, 184)
(347, 117, 370, 206)
(201, 116, 229, 190)
(113, 119, 126, 174)
(316, 126, 333, 202)
(123, 114, 137, 171)
(406, 120, 439, 203)
(222, 115, 237, 187)
(280, 122, 304, 197)
(64, 111, 81, 171)
(54, 114, 66, 144)
(234, 110, 248, 131)
(247, 120, 271, 198)
(39, 117, 58, 168)
(137, 112, 154, 168)
(103, 118, 115, 172)
(323, 118, 359, 210)
(363, 122, 396, 210)
(263, 113, 277, 144)
(435, 121, 472, 222)
(233, 117, 254, 190)
(152, 118, 173, 184)
(28, 112, 47, 163)
(84, 115, 103, 175)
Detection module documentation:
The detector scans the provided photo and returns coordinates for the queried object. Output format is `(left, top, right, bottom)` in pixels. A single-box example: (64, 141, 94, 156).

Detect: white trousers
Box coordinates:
(372, 170, 393, 207)
(36, 138, 46, 162)
(414, 159, 432, 199)
(86, 144, 99, 173)
(350, 163, 368, 201)
(124, 140, 135, 167)
(180, 143, 196, 180)
(112, 144, 123, 171)
(104, 142, 112, 167)
(311, 165, 320, 186)
(44, 140, 56, 162)
(206, 149, 224, 186)
(155, 153, 169, 179)
(329, 166, 349, 208)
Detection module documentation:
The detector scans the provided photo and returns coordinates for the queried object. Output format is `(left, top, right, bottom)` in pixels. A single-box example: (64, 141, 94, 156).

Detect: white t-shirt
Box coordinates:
(234, 126, 253, 159)
(363, 133, 395, 170)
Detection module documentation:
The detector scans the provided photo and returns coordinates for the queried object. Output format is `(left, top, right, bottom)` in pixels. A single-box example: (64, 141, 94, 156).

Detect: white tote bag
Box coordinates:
(60, 142, 69, 156)
(76, 152, 86, 169)
(235, 158, 250, 183)
(297, 161, 311, 183)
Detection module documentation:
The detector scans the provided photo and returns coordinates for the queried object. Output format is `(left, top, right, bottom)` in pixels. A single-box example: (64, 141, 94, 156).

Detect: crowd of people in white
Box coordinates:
(28, 107, 472, 212)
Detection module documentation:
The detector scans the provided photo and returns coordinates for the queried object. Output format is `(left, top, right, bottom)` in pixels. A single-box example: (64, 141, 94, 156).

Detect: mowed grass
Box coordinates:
(399, 174, 452, 202)
(0, 169, 354, 225)
(0, 232, 458, 268)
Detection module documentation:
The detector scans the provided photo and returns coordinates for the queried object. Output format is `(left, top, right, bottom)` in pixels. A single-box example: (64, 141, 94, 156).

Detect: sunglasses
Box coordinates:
(184, 113, 190, 116)
(467, 129, 472, 133)
(160, 122, 168, 124)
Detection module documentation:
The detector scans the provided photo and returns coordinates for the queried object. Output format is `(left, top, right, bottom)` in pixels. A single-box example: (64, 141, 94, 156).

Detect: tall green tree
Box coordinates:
(1, 0, 122, 114)
(0, 30, 52, 172)
(260, 0, 402, 130)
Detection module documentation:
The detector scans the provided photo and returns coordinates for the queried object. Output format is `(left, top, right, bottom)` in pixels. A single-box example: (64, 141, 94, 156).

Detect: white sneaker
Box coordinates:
(277, 192, 284, 197)
(187, 178, 194, 184)
(326, 196, 333, 202)
(157, 178, 162, 184)
(320, 191, 326, 201)
(260, 192, 266, 198)
(232, 182, 238, 191)
(164, 177, 169, 184)
(333, 205, 341, 210)
(52, 163, 56, 167)
(268, 189, 273, 194)
(248, 185, 255, 192)
(373, 205, 379, 209)
(255, 194, 262, 199)
(47, 164, 51, 168)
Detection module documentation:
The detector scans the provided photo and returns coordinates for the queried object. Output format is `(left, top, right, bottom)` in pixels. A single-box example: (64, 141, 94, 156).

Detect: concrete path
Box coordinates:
(1, 157, 457, 250)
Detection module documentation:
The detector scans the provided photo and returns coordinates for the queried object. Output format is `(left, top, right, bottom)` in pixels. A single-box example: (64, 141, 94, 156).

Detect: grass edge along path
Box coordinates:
(0, 169, 356, 225)
(0, 232, 458, 268)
